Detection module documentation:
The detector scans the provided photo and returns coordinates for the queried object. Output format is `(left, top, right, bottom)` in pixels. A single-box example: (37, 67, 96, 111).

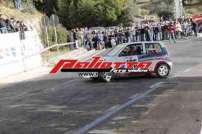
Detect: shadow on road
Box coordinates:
(0, 76, 201, 134)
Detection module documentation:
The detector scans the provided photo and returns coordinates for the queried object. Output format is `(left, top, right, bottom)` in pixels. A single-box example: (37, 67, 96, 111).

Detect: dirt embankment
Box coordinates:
(0, 3, 43, 32)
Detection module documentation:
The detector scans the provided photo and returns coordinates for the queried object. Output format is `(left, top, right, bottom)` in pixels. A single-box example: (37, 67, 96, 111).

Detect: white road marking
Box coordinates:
(184, 68, 192, 73)
(72, 82, 164, 134)
(128, 94, 140, 99)
(105, 105, 120, 113)
(88, 129, 116, 134)
(200, 122, 202, 134)
(149, 82, 164, 89)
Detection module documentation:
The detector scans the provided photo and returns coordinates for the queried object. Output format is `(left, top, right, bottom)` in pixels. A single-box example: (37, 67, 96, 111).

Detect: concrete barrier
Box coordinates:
(0, 31, 43, 78)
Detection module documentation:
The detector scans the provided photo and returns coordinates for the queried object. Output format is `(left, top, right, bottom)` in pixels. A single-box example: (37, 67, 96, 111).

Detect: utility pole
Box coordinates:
(174, 0, 184, 19)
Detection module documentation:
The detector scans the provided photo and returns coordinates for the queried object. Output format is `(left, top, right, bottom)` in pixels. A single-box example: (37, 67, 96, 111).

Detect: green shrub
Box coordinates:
(41, 25, 69, 49)
(56, 0, 139, 29)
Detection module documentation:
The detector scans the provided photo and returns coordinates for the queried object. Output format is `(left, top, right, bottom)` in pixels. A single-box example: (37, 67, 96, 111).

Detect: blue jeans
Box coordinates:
(15, 0, 21, 9)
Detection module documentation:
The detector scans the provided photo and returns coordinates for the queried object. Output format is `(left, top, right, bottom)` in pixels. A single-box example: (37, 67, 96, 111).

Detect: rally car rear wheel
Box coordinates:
(156, 64, 170, 78)
(100, 72, 112, 82)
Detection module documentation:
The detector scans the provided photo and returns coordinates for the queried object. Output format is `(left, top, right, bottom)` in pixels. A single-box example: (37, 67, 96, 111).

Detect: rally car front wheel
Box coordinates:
(156, 64, 170, 78)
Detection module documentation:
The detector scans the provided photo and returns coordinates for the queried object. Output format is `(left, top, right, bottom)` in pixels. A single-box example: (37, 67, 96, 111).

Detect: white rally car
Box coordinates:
(96, 41, 173, 82)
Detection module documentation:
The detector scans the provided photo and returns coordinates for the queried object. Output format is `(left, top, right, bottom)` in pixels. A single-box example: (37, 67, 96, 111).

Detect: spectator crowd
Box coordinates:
(70, 18, 199, 50)
(0, 12, 199, 50)
(0, 14, 28, 34)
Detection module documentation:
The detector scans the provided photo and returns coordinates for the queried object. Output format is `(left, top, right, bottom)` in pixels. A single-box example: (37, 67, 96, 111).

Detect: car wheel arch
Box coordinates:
(155, 61, 171, 70)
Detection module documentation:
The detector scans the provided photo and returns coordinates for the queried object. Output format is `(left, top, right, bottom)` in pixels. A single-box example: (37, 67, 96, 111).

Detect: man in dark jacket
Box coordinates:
(191, 19, 198, 37)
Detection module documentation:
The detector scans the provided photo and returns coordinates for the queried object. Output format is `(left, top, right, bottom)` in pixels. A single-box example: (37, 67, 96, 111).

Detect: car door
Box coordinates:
(138, 42, 166, 61)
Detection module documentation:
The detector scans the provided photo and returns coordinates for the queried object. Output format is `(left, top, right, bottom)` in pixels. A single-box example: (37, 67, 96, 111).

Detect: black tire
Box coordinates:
(156, 63, 170, 78)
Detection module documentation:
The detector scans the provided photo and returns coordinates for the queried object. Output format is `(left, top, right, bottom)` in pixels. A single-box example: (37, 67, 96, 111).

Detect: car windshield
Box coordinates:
(107, 45, 124, 56)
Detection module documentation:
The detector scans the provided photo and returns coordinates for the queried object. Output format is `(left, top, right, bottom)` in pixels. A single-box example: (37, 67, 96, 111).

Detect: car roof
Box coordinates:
(119, 41, 163, 46)
(106, 41, 167, 56)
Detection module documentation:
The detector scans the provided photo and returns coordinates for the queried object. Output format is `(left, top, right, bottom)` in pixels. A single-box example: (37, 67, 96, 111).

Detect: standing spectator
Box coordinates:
(103, 32, 110, 48)
(119, 30, 125, 44)
(85, 34, 92, 51)
(0, 16, 8, 33)
(110, 36, 116, 47)
(135, 26, 140, 42)
(191, 19, 198, 37)
(78, 28, 84, 47)
(144, 25, 150, 41)
(83, 28, 91, 50)
(140, 25, 145, 41)
(10, 18, 16, 32)
(184, 20, 189, 37)
(69, 30, 75, 50)
(165, 23, 170, 40)
(92, 31, 98, 49)
(153, 23, 159, 41)
(73, 29, 79, 48)
(182, 20, 189, 37)
(14, 0, 22, 9)
(158, 23, 162, 40)
(15, 21, 21, 32)
(149, 23, 154, 41)
(125, 29, 130, 43)
(98, 31, 104, 49)
(168, 22, 176, 44)
(5, 19, 13, 32)
(132, 27, 136, 42)
(175, 21, 182, 39)
(19, 21, 27, 40)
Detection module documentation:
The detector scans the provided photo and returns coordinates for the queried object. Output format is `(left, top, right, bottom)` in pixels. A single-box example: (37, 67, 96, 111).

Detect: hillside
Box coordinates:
(0, 0, 201, 30)
(0, 1, 43, 31)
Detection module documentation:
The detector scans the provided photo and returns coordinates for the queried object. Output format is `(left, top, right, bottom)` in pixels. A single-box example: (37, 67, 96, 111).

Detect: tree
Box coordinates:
(150, 0, 174, 19)
(33, 0, 57, 16)
(56, 0, 138, 29)
(182, 0, 202, 6)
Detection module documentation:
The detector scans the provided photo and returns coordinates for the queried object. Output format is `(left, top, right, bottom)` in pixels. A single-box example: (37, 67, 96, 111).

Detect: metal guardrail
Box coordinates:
(24, 42, 76, 59)
(41, 42, 76, 53)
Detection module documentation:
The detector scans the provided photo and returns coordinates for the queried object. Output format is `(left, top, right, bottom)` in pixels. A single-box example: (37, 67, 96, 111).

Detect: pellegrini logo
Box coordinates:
(50, 57, 152, 74)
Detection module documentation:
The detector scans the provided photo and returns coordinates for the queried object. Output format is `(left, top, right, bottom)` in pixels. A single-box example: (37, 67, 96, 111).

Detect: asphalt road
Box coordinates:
(0, 38, 202, 134)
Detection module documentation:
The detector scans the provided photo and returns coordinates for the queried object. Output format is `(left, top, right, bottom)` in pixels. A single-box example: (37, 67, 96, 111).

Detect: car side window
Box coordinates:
(119, 44, 143, 57)
(145, 43, 162, 55)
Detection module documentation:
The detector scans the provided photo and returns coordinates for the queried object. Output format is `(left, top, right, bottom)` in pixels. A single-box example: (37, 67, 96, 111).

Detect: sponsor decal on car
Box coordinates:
(50, 57, 152, 77)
